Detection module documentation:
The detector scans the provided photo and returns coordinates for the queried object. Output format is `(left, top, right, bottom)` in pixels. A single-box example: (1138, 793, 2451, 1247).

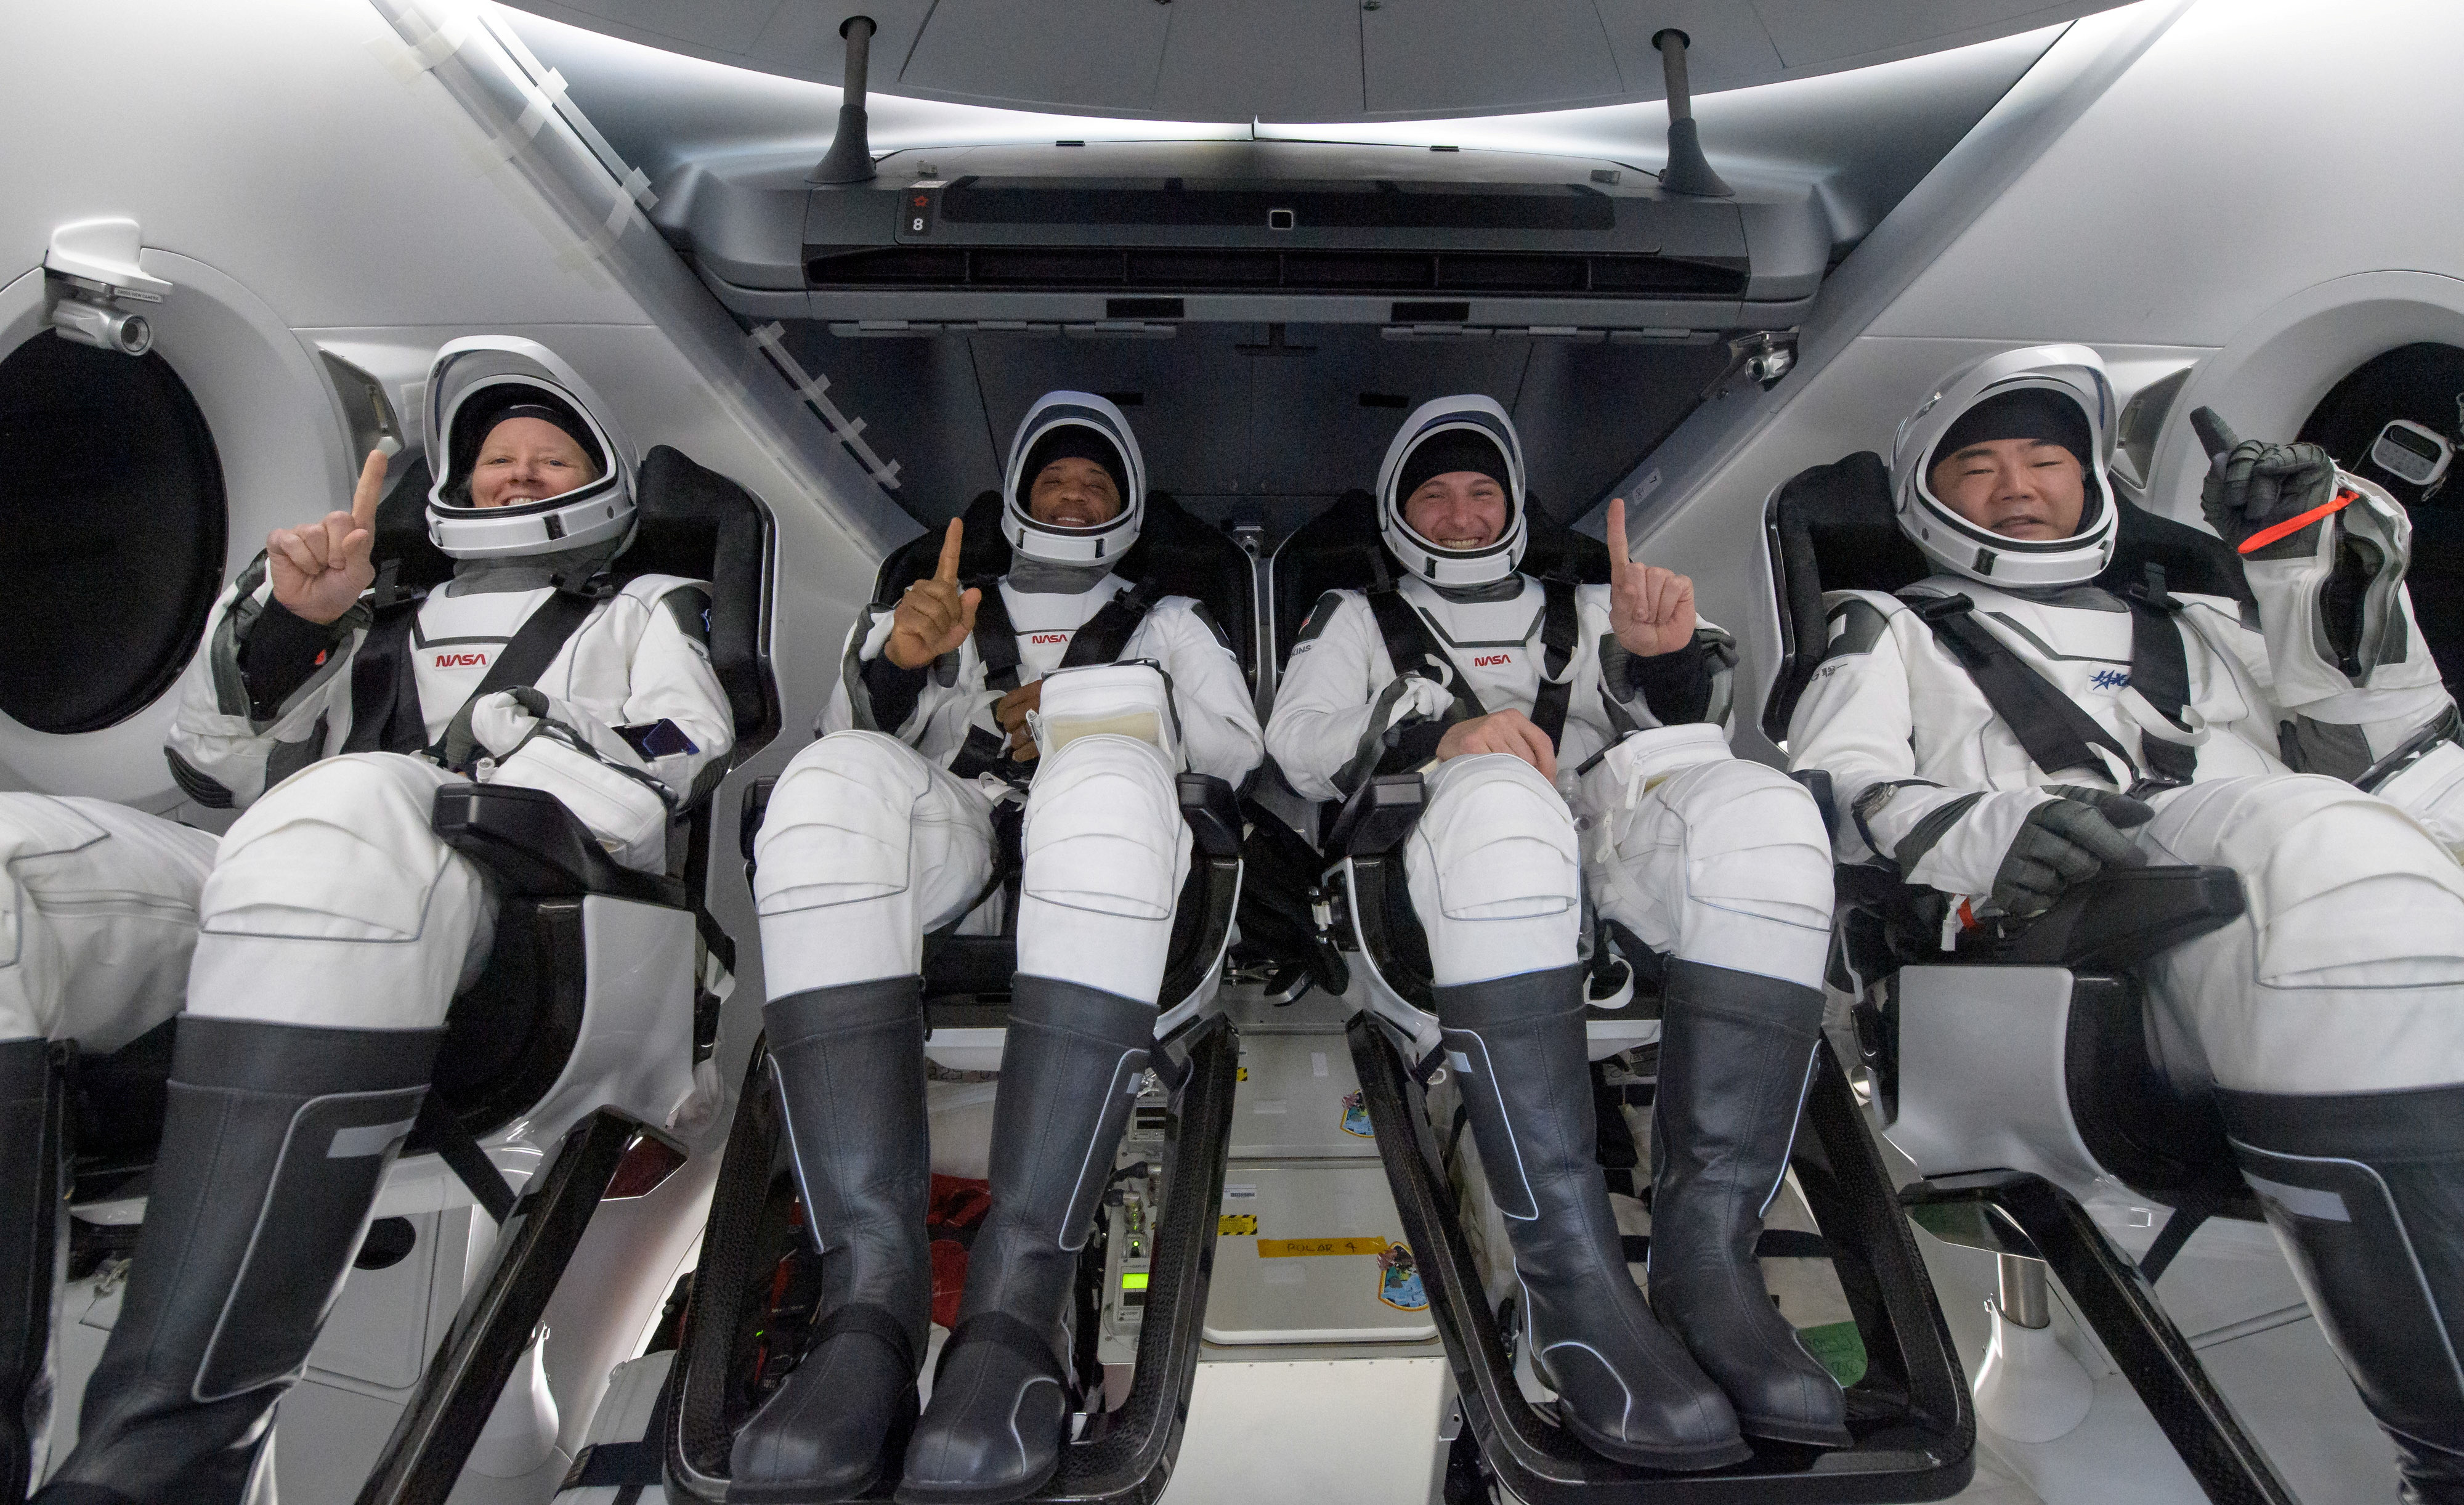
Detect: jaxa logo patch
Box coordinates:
(432, 650, 491, 670)
(2090, 668, 2130, 691)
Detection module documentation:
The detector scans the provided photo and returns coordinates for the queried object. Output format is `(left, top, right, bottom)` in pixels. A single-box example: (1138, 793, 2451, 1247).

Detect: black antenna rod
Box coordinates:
(1651, 29, 1733, 198)
(811, 15, 878, 185)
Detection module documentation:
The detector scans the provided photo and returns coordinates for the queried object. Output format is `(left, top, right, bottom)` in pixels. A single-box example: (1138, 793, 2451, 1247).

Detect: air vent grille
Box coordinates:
(938, 177, 1616, 232)
(803, 246, 1746, 298)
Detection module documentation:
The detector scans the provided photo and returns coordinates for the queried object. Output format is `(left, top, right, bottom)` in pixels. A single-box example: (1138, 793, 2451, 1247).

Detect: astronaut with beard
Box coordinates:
(1786, 344, 2464, 1503)
(1265, 396, 1846, 1470)
(2, 336, 732, 1504)
(740, 392, 1260, 1503)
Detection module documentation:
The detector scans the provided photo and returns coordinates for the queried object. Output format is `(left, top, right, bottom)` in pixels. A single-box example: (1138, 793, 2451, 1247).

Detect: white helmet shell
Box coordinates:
(423, 336, 636, 561)
(1002, 392, 1146, 566)
(1377, 395, 1528, 588)
(1891, 344, 2119, 588)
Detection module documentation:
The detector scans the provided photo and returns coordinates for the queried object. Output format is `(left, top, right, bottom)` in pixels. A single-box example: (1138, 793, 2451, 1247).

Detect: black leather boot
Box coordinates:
(34, 1017, 440, 1505)
(1647, 960, 1850, 1447)
(0, 1040, 65, 1499)
(731, 980, 932, 1501)
(2221, 1082, 2464, 1505)
(1439, 964, 1748, 1471)
(899, 977, 1154, 1504)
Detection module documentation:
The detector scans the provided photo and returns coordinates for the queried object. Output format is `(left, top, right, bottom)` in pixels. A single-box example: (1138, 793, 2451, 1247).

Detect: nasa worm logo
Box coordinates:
(1471, 653, 1513, 668)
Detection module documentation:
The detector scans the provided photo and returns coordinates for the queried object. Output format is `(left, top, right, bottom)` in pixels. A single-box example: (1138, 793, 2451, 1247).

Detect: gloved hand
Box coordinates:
(1974, 785, 2154, 917)
(2197, 412, 2339, 561)
(1381, 675, 1451, 733)
(469, 686, 553, 760)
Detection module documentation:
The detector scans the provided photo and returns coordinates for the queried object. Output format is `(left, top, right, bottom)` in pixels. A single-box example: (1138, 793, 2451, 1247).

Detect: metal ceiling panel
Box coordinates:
(1150, 0, 1366, 123)
(898, 0, 1177, 114)
(1360, 1, 1624, 116)
(498, 0, 2128, 121)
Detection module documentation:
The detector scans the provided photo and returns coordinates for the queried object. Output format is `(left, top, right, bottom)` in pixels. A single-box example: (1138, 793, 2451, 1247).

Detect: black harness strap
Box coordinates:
(1529, 578, 1581, 750)
(2121, 567, 2200, 789)
(947, 578, 1165, 784)
(1362, 575, 1581, 747)
(344, 594, 429, 757)
(1364, 583, 1488, 720)
(430, 589, 602, 772)
(1900, 577, 2199, 792)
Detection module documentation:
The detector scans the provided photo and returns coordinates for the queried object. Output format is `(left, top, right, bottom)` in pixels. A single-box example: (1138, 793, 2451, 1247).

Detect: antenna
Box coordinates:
(1651, 30, 1733, 199)
(810, 16, 879, 185)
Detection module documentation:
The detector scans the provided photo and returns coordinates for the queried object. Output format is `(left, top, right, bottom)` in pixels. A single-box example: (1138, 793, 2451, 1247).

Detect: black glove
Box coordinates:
(1988, 786, 2155, 917)
(2196, 410, 2338, 561)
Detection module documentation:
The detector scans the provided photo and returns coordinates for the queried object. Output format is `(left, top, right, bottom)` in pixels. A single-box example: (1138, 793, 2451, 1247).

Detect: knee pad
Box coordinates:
(201, 755, 460, 943)
(754, 731, 934, 915)
(1409, 755, 1579, 924)
(1022, 734, 1186, 922)
(1656, 760, 1835, 930)
(2205, 774, 2464, 992)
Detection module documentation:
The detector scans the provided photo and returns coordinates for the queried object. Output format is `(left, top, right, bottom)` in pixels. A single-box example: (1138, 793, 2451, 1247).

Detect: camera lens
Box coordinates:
(115, 314, 152, 357)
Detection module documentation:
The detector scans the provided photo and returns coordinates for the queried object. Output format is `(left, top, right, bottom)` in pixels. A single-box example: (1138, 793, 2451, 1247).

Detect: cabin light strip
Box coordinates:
(748, 323, 904, 490)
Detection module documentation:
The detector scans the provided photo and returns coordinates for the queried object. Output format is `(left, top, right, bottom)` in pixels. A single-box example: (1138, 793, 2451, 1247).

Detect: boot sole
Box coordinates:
(1558, 1411, 1753, 1473)
(1737, 1414, 1854, 1449)
(894, 1459, 1063, 1505)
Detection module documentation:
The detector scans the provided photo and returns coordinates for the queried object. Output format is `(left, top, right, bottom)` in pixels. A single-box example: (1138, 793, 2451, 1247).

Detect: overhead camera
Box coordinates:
(50, 291, 152, 357)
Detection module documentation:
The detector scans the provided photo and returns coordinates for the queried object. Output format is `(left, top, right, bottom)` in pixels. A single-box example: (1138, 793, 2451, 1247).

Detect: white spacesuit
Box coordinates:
(740, 392, 1260, 1502)
(1786, 344, 2464, 1502)
(1266, 397, 1844, 1468)
(12, 337, 731, 1505)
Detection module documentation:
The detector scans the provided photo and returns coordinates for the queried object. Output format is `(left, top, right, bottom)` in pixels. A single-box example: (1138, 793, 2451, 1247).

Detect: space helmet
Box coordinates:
(1002, 391, 1148, 566)
(1891, 344, 2118, 588)
(1377, 395, 1529, 588)
(422, 336, 636, 561)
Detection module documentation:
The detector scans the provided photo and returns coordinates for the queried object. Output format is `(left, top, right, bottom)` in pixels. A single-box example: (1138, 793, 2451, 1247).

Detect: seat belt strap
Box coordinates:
(1059, 578, 1162, 669)
(2122, 566, 2199, 789)
(431, 588, 602, 772)
(1900, 591, 2138, 782)
(1528, 578, 1580, 750)
(1364, 583, 1489, 721)
(343, 593, 428, 757)
(947, 578, 1162, 787)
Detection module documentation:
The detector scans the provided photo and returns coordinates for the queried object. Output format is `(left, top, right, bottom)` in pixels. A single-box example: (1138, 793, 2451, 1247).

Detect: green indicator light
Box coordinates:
(1120, 1272, 1149, 1291)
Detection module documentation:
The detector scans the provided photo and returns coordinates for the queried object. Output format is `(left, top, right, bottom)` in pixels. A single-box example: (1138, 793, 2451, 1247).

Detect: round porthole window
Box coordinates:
(2298, 341, 2464, 697)
(0, 329, 227, 733)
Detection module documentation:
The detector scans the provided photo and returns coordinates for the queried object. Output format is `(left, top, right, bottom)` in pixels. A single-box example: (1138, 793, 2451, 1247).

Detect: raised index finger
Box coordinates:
(351, 450, 387, 530)
(934, 517, 965, 583)
(1606, 497, 1631, 578)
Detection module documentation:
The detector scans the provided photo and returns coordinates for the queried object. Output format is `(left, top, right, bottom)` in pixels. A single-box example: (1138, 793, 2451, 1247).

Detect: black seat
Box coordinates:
(1762, 453, 2301, 1505)
(1270, 486, 1608, 675)
(742, 486, 1253, 1027)
(1267, 492, 1973, 1498)
(690, 490, 1254, 1505)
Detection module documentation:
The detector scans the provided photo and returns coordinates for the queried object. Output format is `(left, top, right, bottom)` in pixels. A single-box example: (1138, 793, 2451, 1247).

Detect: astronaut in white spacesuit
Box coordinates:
(7, 337, 732, 1505)
(1786, 344, 2464, 1503)
(1265, 397, 1845, 1470)
(740, 392, 1260, 1502)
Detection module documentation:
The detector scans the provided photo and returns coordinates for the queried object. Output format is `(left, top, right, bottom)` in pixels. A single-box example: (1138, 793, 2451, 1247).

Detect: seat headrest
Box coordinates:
(1759, 450, 2253, 741)
(1269, 488, 1610, 669)
(872, 490, 1258, 678)
(367, 447, 779, 748)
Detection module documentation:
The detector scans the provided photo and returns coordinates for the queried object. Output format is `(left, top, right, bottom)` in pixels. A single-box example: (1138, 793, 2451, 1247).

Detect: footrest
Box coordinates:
(665, 1018, 1240, 1504)
(1346, 1015, 1974, 1503)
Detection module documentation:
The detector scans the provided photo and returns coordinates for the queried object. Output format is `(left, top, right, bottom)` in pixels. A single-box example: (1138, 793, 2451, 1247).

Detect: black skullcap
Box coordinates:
(1932, 389, 2089, 476)
(1020, 425, 1129, 510)
(453, 391, 605, 485)
(1398, 428, 1511, 505)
